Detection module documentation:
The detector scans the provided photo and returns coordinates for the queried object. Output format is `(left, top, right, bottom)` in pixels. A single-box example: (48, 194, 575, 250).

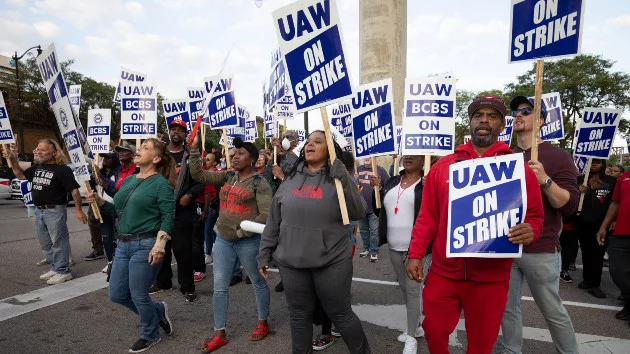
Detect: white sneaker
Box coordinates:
(414, 326, 424, 338)
(205, 255, 213, 264)
(398, 327, 424, 342)
(40, 270, 56, 281)
(47, 273, 73, 285)
(397, 331, 408, 342)
(403, 336, 417, 354)
(102, 262, 111, 273)
(36, 259, 48, 266)
(359, 251, 369, 257)
(369, 254, 378, 262)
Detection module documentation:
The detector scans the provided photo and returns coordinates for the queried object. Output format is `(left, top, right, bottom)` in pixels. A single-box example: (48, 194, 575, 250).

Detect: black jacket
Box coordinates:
(173, 147, 205, 215)
(372, 170, 425, 249)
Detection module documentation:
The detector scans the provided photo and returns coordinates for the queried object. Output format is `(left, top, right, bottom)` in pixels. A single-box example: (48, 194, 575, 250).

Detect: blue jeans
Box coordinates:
(500, 252, 578, 354)
(109, 237, 166, 341)
(212, 233, 269, 330)
(99, 213, 116, 262)
(359, 212, 379, 255)
(204, 209, 218, 256)
(348, 220, 358, 246)
(34, 205, 70, 274)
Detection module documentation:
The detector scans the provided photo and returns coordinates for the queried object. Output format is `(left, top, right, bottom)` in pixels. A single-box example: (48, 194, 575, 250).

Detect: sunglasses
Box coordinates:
(512, 107, 533, 116)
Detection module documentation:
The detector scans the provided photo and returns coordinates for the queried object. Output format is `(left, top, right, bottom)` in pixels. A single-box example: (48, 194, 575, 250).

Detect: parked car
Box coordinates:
(0, 178, 12, 200)
(10, 178, 24, 200)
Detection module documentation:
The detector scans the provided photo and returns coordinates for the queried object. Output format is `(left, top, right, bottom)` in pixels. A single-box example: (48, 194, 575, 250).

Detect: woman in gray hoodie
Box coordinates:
(258, 131, 370, 354)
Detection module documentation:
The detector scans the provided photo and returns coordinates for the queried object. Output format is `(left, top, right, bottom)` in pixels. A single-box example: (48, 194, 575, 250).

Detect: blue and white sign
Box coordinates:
(203, 75, 238, 129)
(273, 0, 353, 113)
(331, 102, 352, 138)
(464, 135, 471, 144)
(509, 0, 585, 63)
(245, 117, 258, 143)
(113, 66, 146, 103)
(264, 111, 277, 138)
(296, 129, 306, 143)
(87, 109, 111, 154)
(402, 76, 456, 156)
(187, 87, 204, 124)
(225, 105, 247, 144)
(351, 78, 396, 159)
(67, 84, 93, 159)
(395, 125, 403, 154)
(0, 94, 15, 144)
(498, 116, 515, 144)
(163, 99, 192, 133)
(268, 48, 286, 108)
(20, 181, 33, 206)
(120, 82, 157, 139)
(573, 107, 622, 159)
(36, 43, 90, 183)
(573, 155, 588, 175)
(447, 154, 527, 258)
(276, 88, 296, 120)
(69, 85, 81, 115)
(527, 92, 564, 141)
(626, 136, 630, 154)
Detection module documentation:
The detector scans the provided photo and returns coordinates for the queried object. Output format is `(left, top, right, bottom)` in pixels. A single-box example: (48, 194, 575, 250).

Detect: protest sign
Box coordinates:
(69, 85, 81, 115)
(509, 0, 585, 63)
(264, 111, 277, 138)
(447, 154, 527, 258)
(295, 124, 348, 154)
(268, 48, 286, 107)
(87, 109, 111, 154)
(163, 99, 192, 133)
(498, 116, 515, 144)
(626, 136, 630, 154)
(272, 0, 353, 113)
(573, 107, 622, 159)
(113, 67, 146, 103)
(526, 92, 564, 141)
(120, 82, 157, 139)
(573, 155, 588, 175)
(245, 118, 258, 142)
(36, 43, 90, 183)
(331, 102, 352, 138)
(203, 75, 238, 129)
(226, 105, 247, 143)
(20, 181, 33, 206)
(187, 87, 204, 123)
(350, 78, 396, 159)
(0, 94, 15, 144)
(296, 129, 306, 143)
(67, 84, 93, 159)
(464, 135, 471, 144)
(395, 125, 403, 154)
(276, 90, 296, 120)
(402, 76, 456, 156)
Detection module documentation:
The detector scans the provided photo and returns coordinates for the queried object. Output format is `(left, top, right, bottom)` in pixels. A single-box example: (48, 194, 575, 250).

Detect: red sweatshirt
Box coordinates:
(408, 141, 545, 283)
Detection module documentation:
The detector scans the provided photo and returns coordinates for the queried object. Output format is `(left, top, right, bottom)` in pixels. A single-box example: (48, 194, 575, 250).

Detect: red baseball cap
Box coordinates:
(169, 119, 188, 132)
(468, 96, 507, 120)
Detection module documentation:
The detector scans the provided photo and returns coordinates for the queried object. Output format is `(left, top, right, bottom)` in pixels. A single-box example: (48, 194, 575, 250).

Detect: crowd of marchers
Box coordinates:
(3, 94, 630, 354)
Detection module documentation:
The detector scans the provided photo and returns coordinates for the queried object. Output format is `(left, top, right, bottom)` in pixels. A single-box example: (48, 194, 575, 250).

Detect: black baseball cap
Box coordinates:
(510, 95, 547, 120)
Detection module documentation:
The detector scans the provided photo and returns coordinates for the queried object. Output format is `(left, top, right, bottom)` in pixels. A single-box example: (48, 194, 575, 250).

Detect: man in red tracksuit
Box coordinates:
(406, 96, 545, 354)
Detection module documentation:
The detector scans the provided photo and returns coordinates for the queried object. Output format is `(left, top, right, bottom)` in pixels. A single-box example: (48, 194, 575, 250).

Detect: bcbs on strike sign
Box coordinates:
(447, 154, 527, 258)
(272, 0, 353, 113)
(87, 109, 112, 154)
(120, 83, 157, 139)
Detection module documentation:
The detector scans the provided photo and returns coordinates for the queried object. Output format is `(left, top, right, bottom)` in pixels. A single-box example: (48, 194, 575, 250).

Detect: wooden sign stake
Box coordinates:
(531, 59, 544, 160)
(84, 180, 103, 223)
(577, 158, 592, 213)
(320, 106, 350, 225)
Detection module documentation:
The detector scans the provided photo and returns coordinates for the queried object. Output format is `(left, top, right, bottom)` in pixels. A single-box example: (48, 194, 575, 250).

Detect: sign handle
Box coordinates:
(424, 155, 432, 176)
(84, 180, 103, 223)
(273, 146, 277, 165)
(393, 156, 399, 176)
(372, 156, 382, 209)
(319, 106, 350, 225)
(577, 158, 592, 213)
(531, 59, 544, 161)
(2, 145, 12, 169)
(201, 124, 206, 152)
(222, 129, 230, 169)
(136, 139, 141, 150)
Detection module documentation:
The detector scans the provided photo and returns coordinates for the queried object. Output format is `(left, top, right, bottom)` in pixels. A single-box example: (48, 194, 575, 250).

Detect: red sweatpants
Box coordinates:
(422, 273, 509, 354)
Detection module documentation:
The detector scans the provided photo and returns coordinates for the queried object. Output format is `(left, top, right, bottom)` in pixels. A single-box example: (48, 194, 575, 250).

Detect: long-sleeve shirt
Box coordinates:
(101, 174, 175, 235)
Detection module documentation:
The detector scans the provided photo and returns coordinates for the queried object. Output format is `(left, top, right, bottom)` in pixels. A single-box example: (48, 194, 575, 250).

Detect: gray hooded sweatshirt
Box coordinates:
(258, 159, 366, 269)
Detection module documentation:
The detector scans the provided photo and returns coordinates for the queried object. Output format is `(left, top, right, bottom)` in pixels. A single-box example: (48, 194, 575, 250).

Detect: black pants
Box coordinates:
(578, 221, 606, 287)
(609, 236, 630, 303)
(191, 203, 206, 274)
(560, 229, 579, 271)
(278, 258, 370, 354)
(155, 209, 196, 293)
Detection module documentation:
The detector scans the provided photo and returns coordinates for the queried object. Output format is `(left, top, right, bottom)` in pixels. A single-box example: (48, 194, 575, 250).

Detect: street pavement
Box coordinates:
(0, 199, 628, 354)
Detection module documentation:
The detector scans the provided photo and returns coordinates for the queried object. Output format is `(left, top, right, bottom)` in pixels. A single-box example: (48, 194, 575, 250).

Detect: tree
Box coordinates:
(505, 54, 630, 148)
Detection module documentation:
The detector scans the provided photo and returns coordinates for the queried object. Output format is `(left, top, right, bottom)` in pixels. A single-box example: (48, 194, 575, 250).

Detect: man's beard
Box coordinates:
(471, 130, 498, 148)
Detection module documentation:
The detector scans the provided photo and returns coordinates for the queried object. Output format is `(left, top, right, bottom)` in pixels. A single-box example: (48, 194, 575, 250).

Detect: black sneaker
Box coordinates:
(560, 271, 573, 283)
(615, 305, 630, 320)
(84, 251, 105, 261)
(568, 263, 576, 271)
(245, 276, 252, 284)
(129, 338, 161, 353)
(577, 281, 592, 290)
(184, 292, 197, 303)
(149, 284, 172, 295)
(158, 302, 173, 335)
(588, 287, 606, 299)
(229, 276, 242, 286)
(275, 281, 284, 292)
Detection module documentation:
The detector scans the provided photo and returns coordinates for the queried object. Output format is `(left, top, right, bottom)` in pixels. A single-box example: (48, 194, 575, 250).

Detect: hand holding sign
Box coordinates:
(507, 223, 535, 245)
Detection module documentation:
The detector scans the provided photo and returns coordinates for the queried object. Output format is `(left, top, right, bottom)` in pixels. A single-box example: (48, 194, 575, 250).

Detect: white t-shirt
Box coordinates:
(383, 178, 421, 251)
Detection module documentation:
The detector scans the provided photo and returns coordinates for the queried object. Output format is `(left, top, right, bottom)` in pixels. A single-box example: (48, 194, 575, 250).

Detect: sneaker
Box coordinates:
(615, 305, 630, 320)
(577, 281, 592, 290)
(397, 327, 423, 342)
(193, 272, 205, 282)
(40, 270, 56, 281)
(36, 259, 48, 266)
(275, 281, 284, 292)
(158, 302, 173, 335)
(84, 251, 105, 261)
(47, 273, 72, 285)
(129, 338, 161, 353)
(369, 254, 378, 262)
(403, 336, 418, 354)
(312, 333, 334, 351)
(149, 284, 172, 295)
(184, 292, 197, 303)
(588, 287, 606, 299)
(331, 327, 341, 337)
(245, 276, 252, 285)
(205, 255, 213, 264)
(102, 262, 112, 274)
(560, 270, 573, 283)
(568, 263, 576, 271)
(229, 276, 242, 286)
(359, 251, 369, 258)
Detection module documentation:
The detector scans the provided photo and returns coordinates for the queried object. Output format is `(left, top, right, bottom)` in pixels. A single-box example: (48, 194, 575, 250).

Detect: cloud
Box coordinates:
(606, 15, 630, 27)
(34, 21, 63, 38)
(124, 1, 144, 18)
(32, 0, 125, 29)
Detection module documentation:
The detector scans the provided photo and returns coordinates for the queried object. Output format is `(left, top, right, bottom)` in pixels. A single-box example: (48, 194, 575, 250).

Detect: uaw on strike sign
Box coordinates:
(203, 75, 238, 129)
(120, 83, 157, 139)
(447, 154, 527, 258)
(351, 78, 396, 159)
(573, 107, 622, 159)
(273, 0, 353, 113)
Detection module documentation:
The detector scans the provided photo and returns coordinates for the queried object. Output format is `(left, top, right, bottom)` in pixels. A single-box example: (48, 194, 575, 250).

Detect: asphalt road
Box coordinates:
(0, 199, 628, 354)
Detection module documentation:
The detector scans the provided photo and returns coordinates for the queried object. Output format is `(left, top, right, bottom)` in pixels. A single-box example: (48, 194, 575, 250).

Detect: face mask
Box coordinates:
(282, 138, 291, 151)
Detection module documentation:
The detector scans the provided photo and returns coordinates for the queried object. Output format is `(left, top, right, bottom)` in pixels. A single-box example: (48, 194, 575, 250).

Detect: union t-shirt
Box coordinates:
(23, 164, 80, 206)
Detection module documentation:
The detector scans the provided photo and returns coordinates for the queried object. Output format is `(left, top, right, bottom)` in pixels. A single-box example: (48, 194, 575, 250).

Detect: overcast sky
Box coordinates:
(1, 0, 629, 145)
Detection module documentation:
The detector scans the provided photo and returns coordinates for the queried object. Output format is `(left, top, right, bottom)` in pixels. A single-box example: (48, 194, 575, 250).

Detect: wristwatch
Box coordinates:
(540, 177, 552, 188)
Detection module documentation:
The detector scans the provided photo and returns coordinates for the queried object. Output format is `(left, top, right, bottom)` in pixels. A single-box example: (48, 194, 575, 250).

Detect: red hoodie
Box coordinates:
(408, 141, 544, 283)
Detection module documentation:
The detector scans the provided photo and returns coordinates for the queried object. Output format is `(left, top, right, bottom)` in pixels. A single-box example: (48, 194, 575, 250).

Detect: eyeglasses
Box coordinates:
(512, 107, 533, 116)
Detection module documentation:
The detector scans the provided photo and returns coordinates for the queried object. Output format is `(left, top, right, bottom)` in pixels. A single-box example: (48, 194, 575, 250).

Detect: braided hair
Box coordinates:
(285, 130, 345, 184)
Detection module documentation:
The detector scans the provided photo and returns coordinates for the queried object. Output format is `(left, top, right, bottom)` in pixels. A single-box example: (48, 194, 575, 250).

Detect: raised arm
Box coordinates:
(2, 144, 26, 180)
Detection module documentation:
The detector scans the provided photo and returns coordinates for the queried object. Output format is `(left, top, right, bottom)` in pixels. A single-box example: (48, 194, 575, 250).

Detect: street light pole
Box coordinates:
(11, 45, 42, 160)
